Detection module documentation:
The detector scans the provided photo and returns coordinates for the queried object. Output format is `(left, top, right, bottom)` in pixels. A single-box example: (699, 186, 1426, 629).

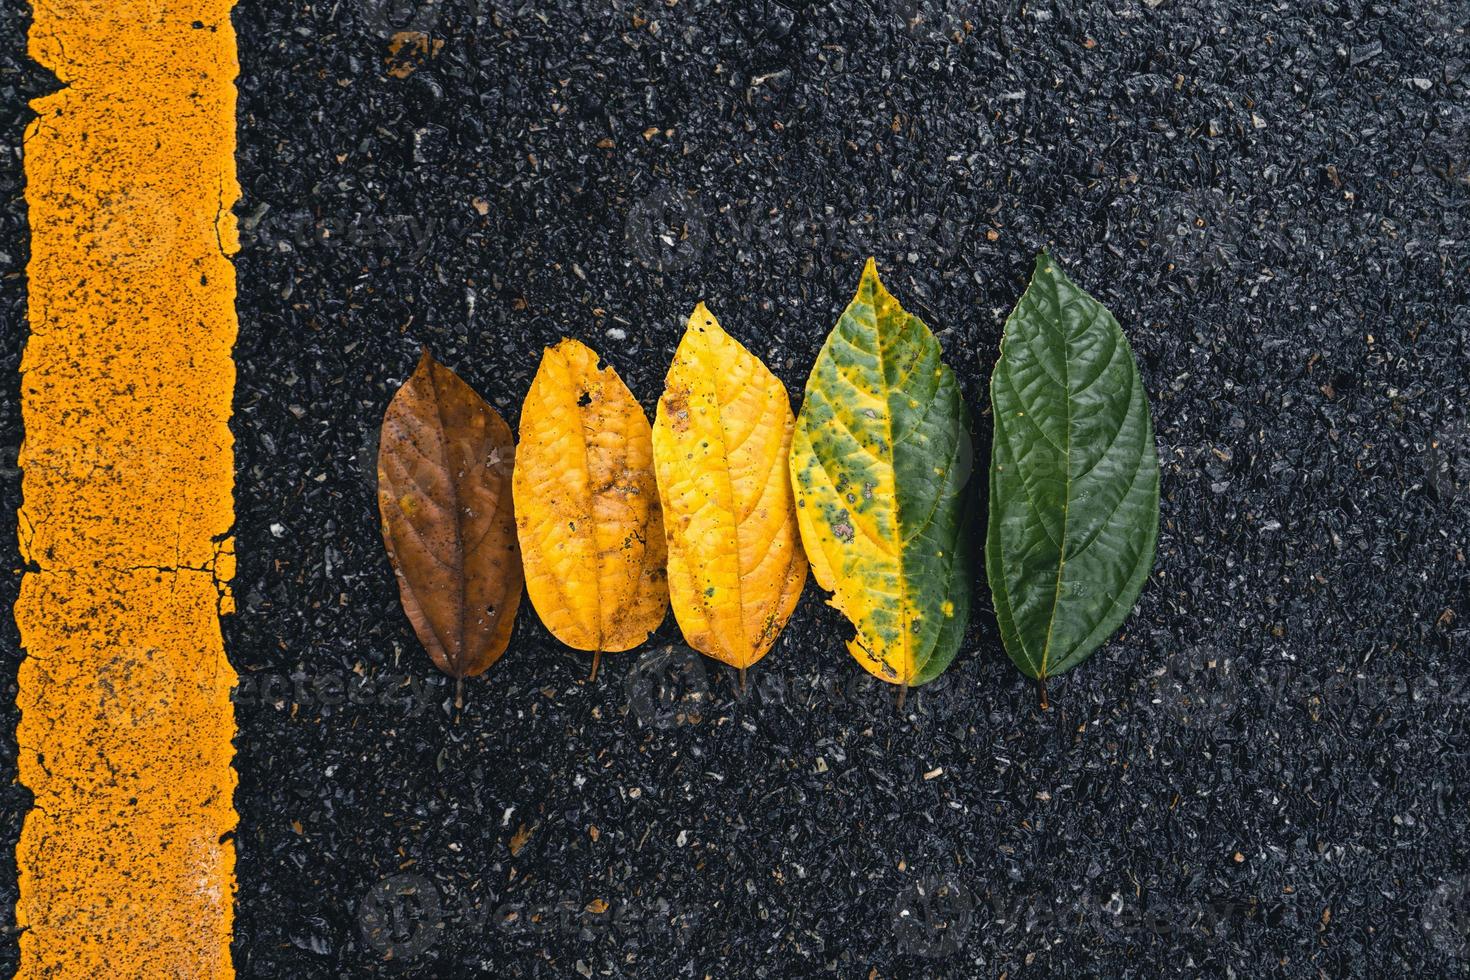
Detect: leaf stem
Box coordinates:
(454, 675, 464, 712)
(589, 649, 602, 683)
(739, 666, 747, 695)
(1037, 675, 1049, 711)
(897, 681, 908, 713)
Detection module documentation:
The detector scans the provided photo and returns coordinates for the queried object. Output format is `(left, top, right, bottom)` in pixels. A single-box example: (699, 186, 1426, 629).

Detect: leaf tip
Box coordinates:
(549, 335, 601, 371)
(688, 301, 719, 333)
(859, 256, 902, 312)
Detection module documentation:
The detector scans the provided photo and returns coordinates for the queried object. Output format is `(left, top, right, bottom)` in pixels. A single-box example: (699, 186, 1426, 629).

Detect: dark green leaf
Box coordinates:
(985, 253, 1160, 685)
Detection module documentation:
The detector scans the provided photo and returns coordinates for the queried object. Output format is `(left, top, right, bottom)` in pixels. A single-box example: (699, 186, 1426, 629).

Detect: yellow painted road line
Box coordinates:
(17, 1, 239, 977)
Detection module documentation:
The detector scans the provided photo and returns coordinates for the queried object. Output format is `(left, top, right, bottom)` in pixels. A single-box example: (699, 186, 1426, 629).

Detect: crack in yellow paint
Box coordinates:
(17, 2, 239, 977)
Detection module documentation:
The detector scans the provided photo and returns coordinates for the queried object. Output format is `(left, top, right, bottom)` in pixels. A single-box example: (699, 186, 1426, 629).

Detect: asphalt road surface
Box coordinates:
(3, 0, 1468, 976)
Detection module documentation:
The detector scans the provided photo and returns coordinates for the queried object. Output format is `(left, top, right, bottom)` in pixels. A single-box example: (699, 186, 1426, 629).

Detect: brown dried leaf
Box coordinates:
(378, 350, 522, 681)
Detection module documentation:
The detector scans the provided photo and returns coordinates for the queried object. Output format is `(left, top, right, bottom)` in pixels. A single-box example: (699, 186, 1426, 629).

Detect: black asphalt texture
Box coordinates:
(5, 0, 1470, 977)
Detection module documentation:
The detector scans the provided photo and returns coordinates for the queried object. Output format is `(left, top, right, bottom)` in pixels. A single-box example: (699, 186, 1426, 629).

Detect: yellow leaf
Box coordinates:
(652, 304, 808, 674)
(513, 339, 668, 675)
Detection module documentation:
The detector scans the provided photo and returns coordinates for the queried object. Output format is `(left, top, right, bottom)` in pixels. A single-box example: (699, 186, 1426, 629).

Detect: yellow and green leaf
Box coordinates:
(513, 339, 668, 675)
(652, 303, 808, 674)
(789, 259, 973, 687)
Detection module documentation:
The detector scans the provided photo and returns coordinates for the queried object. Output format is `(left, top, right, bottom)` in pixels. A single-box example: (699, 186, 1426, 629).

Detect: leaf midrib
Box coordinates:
(699, 329, 755, 663)
(427, 363, 471, 674)
(566, 354, 606, 653)
(869, 300, 922, 683)
(1037, 272, 1072, 681)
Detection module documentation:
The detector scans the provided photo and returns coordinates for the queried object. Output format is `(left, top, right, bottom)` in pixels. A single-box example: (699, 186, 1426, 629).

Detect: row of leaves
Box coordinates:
(377, 253, 1160, 704)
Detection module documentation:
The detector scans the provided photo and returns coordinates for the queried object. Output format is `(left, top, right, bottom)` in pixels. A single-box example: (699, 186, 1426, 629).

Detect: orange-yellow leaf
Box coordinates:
(513, 339, 668, 665)
(652, 304, 807, 671)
